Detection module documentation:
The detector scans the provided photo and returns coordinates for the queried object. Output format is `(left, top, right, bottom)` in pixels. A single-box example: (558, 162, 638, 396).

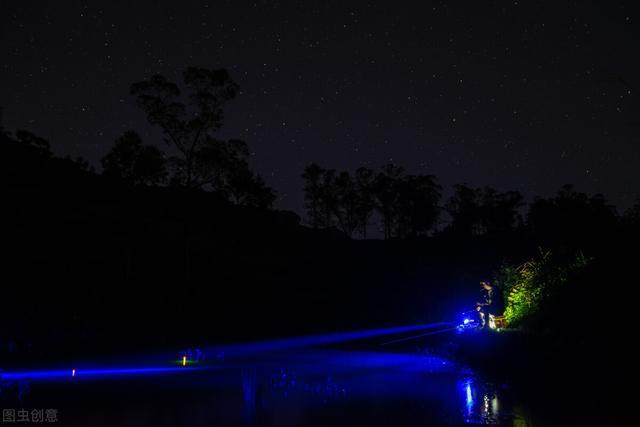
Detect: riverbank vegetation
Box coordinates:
(495, 251, 590, 329)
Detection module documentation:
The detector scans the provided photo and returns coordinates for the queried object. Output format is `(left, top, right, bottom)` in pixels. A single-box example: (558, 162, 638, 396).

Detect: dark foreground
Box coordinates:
(0, 344, 625, 427)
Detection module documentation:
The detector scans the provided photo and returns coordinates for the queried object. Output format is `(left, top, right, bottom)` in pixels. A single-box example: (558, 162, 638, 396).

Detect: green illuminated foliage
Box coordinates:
(496, 251, 589, 327)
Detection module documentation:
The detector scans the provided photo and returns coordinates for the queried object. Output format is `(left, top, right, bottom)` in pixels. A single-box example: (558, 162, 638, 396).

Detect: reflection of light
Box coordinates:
(460, 379, 502, 424)
(488, 315, 496, 330)
(491, 396, 499, 414)
(464, 381, 474, 420)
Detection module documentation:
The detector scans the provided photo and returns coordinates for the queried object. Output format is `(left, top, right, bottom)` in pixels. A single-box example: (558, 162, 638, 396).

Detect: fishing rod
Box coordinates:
(380, 323, 457, 346)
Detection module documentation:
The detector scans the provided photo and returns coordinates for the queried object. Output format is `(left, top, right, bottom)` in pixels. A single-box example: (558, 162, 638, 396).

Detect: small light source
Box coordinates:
(182, 356, 187, 367)
(463, 318, 470, 325)
(72, 369, 76, 377)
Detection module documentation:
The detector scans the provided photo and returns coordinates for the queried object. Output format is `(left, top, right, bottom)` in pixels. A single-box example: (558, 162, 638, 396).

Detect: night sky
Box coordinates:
(2, 1, 639, 214)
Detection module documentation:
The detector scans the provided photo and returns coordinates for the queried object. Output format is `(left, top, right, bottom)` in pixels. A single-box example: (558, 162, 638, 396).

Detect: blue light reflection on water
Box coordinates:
(231, 350, 512, 425)
(459, 377, 503, 424)
(465, 380, 474, 418)
(2, 350, 516, 425)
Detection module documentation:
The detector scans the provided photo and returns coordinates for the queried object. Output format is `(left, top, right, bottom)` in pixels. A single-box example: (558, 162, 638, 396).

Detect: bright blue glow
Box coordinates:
(2, 370, 71, 380)
(464, 380, 474, 419)
(463, 318, 470, 325)
(2, 366, 199, 381)
(1, 324, 453, 385)
(74, 367, 197, 376)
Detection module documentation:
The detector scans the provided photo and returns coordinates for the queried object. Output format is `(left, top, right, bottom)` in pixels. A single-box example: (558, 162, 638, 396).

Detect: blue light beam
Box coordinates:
(1, 366, 200, 381)
(205, 322, 453, 357)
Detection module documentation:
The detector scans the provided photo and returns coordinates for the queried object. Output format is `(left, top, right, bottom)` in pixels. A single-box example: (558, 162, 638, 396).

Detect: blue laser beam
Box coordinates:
(0, 323, 448, 383)
(379, 326, 457, 346)
(1, 366, 199, 381)
(206, 322, 454, 357)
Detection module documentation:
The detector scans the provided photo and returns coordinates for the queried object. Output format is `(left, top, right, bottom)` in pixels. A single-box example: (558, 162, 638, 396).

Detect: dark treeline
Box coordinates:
(302, 163, 441, 239)
(302, 163, 631, 244)
(1, 67, 639, 384)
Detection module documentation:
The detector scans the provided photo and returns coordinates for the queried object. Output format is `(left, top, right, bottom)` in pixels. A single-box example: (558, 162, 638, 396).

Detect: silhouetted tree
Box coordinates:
(302, 164, 368, 235)
(302, 163, 335, 228)
(373, 164, 404, 239)
(131, 67, 273, 208)
(227, 165, 276, 209)
(528, 185, 617, 242)
(302, 163, 323, 228)
(101, 131, 167, 185)
(446, 184, 482, 235)
(395, 174, 442, 238)
(130, 67, 239, 189)
(480, 188, 524, 234)
(332, 171, 360, 237)
(302, 163, 440, 239)
(446, 185, 523, 236)
(353, 167, 376, 238)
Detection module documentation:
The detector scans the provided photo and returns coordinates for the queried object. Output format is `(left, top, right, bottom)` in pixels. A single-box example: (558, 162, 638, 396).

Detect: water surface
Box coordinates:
(0, 349, 548, 426)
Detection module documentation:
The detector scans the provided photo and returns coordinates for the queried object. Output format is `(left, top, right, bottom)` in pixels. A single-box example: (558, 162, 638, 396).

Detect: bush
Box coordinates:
(495, 251, 589, 328)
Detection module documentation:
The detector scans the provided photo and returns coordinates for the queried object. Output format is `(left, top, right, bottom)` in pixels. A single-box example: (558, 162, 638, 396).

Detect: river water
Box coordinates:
(1, 348, 547, 426)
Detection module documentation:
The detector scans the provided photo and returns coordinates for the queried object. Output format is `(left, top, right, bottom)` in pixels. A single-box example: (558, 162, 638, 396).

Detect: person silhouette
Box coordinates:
(476, 281, 494, 329)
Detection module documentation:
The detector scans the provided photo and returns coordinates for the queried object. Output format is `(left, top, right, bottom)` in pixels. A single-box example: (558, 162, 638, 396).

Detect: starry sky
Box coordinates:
(2, 1, 639, 214)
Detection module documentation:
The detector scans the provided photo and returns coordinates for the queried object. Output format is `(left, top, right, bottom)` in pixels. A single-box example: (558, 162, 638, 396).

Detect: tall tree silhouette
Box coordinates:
(302, 163, 336, 228)
(101, 131, 167, 185)
(373, 164, 404, 239)
(353, 167, 376, 238)
(446, 185, 524, 236)
(528, 184, 617, 242)
(131, 67, 273, 207)
(332, 171, 360, 237)
(395, 174, 442, 237)
(172, 137, 275, 207)
(130, 67, 239, 189)
(479, 188, 524, 234)
(445, 184, 482, 235)
(225, 145, 276, 208)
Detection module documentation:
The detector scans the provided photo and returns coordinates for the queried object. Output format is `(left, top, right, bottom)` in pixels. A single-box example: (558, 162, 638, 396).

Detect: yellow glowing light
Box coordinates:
(182, 356, 187, 367)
